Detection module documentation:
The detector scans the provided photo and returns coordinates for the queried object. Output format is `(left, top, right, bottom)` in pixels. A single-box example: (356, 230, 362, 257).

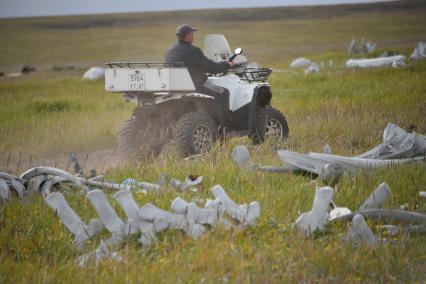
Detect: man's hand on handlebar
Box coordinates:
(228, 61, 236, 69)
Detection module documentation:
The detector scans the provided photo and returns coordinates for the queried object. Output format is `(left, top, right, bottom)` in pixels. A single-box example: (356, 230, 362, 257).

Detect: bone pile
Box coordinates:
(44, 184, 259, 266)
(0, 164, 205, 204)
(277, 123, 426, 182)
(293, 183, 426, 247)
(347, 38, 377, 54)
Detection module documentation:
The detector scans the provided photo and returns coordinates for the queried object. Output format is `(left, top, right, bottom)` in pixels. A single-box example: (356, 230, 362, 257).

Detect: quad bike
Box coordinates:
(105, 34, 289, 158)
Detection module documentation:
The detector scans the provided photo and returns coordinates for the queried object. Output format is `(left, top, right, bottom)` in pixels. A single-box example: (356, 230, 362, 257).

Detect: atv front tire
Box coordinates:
(251, 106, 289, 144)
(171, 111, 218, 156)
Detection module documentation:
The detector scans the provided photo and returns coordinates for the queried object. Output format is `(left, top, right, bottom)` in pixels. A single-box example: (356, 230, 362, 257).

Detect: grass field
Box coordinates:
(1, 0, 426, 282)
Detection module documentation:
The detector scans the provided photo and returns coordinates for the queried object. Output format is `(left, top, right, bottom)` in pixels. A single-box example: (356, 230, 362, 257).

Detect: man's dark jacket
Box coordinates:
(165, 40, 229, 89)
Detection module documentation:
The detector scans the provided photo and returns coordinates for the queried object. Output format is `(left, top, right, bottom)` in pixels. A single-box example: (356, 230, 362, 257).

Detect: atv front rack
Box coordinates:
(238, 68, 272, 82)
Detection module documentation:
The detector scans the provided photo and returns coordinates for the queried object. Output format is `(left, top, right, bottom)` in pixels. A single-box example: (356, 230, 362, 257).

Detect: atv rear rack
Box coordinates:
(105, 62, 184, 68)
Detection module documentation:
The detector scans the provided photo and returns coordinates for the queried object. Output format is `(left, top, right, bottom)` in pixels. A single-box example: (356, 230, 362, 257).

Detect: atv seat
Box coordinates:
(105, 62, 196, 93)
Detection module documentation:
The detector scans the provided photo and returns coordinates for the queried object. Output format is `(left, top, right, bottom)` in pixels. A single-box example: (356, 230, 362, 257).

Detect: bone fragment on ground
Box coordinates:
(357, 123, 426, 159)
(319, 163, 344, 186)
(346, 214, 378, 247)
(205, 197, 233, 230)
(113, 190, 140, 222)
(0, 179, 10, 202)
(139, 203, 186, 232)
(170, 175, 203, 191)
(359, 182, 391, 211)
(345, 55, 405, 69)
(329, 209, 426, 224)
(294, 186, 333, 237)
(232, 145, 254, 169)
(20, 166, 81, 186)
(329, 207, 352, 221)
(232, 145, 292, 173)
(211, 185, 247, 223)
(290, 57, 315, 68)
(410, 42, 426, 60)
(44, 192, 104, 246)
(171, 197, 217, 226)
(87, 189, 124, 233)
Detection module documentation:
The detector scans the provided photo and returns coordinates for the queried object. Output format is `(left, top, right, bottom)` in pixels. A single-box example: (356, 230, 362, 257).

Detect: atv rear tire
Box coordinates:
(251, 106, 289, 144)
(118, 110, 168, 159)
(171, 111, 218, 156)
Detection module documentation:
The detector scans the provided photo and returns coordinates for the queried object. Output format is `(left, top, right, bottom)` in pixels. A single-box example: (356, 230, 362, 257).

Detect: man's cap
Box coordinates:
(176, 24, 197, 36)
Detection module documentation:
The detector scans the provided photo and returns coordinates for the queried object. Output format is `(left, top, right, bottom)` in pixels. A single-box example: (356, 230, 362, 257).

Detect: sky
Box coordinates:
(0, 0, 394, 18)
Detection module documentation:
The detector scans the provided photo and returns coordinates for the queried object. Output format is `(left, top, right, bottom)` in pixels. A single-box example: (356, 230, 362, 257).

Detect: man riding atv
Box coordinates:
(105, 28, 289, 159)
(165, 24, 235, 125)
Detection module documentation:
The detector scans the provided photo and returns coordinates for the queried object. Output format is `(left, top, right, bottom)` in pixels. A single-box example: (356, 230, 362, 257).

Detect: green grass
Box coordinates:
(1, 0, 426, 282)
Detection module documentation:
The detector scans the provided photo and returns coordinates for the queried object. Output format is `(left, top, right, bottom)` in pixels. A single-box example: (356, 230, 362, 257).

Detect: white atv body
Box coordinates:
(105, 34, 288, 158)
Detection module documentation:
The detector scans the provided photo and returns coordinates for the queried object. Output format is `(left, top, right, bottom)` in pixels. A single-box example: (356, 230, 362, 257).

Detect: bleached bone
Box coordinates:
(330, 209, 426, 225)
(139, 203, 206, 239)
(28, 175, 49, 193)
(171, 197, 189, 214)
(420, 192, 426, 198)
(171, 197, 217, 227)
(329, 207, 352, 221)
(170, 176, 203, 191)
(345, 55, 405, 69)
(309, 152, 424, 171)
(359, 182, 391, 211)
(278, 149, 424, 176)
(410, 42, 426, 60)
(139, 203, 187, 232)
(319, 163, 344, 186)
(244, 201, 261, 226)
(89, 175, 104, 182)
(294, 186, 333, 237)
(44, 192, 104, 246)
(10, 179, 25, 198)
(187, 202, 217, 226)
(87, 189, 124, 233)
(20, 167, 81, 186)
(121, 178, 160, 192)
(205, 197, 233, 230)
(80, 178, 132, 191)
(346, 214, 378, 247)
(0, 172, 24, 183)
(113, 190, 157, 246)
(0, 179, 10, 202)
(357, 123, 426, 159)
(211, 185, 247, 223)
(232, 145, 292, 173)
(232, 145, 255, 169)
(40, 176, 68, 196)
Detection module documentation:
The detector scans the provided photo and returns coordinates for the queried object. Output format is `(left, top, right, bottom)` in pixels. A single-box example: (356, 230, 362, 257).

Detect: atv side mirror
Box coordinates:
(229, 47, 243, 62)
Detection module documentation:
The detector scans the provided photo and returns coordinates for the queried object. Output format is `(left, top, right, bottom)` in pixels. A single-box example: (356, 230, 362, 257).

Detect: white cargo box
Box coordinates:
(104, 63, 196, 92)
